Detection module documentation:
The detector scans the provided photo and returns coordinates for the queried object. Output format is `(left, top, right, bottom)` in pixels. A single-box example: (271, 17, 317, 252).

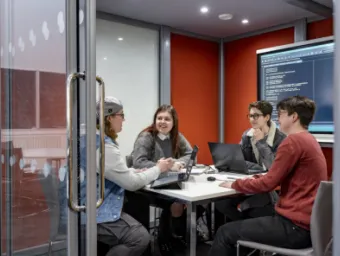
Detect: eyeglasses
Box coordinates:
(115, 113, 125, 119)
(247, 113, 263, 120)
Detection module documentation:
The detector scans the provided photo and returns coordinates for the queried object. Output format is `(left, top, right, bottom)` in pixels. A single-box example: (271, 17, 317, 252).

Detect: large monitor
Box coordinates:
(257, 36, 334, 137)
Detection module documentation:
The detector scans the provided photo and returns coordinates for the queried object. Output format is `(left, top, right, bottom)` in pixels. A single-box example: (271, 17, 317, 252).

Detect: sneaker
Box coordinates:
(197, 216, 209, 242)
(197, 230, 209, 243)
(158, 241, 174, 256)
(158, 235, 174, 256)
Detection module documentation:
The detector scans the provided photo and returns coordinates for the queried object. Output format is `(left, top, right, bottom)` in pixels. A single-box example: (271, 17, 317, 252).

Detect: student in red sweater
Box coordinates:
(208, 96, 327, 256)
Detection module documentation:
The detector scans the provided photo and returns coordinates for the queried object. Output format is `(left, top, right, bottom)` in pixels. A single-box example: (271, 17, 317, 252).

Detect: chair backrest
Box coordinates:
(39, 172, 62, 239)
(310, 181, 333, 256)
(126, 155, 133, 168)
(1, 142, 24, 203)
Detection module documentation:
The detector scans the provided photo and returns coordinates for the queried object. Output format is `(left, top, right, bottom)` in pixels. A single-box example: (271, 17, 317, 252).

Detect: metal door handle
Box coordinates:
(66, 73, 105, 212)
(96, 75, 105, 209)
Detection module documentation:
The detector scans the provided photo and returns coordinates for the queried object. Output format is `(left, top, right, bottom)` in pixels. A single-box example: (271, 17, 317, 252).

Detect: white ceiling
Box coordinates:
(96, 0, 332, 38)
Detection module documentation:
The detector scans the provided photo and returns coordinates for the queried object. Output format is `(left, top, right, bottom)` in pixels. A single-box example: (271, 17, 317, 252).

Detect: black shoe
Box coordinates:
(158, 239, 174, 256)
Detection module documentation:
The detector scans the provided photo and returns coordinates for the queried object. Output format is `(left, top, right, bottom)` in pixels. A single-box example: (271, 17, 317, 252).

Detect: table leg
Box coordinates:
(186, 202, 196, 256)
(212, 202, 217, 235)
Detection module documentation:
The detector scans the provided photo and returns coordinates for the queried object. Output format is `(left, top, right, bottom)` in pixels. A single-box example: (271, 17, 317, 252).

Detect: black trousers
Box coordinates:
(124, 191, 152, 230)
(124, 191, 206, 241)
(81, 213, 150, 256)
(208, 214, 311, 256)
(215, 194, 274, 221)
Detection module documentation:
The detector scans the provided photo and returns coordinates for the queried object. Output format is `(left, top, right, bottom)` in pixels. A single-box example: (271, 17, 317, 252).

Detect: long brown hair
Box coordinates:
(142, 105, 180, 158)
(96, 116, 118, 141)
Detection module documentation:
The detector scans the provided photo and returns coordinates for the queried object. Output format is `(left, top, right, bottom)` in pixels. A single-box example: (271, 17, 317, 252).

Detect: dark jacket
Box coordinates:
(240, 122, 286, 170)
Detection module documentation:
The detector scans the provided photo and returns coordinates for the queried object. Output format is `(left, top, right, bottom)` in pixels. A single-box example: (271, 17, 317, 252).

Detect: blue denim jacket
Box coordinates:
(59, 134, 125, 227)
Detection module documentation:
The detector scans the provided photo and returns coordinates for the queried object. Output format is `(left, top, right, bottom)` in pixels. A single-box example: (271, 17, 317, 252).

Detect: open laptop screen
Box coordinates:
(184, 145, 198, 179)
(208, 142, 248, 173)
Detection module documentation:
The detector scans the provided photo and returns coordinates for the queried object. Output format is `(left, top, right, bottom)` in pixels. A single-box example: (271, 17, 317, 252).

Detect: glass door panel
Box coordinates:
(0, 0, 99, 255)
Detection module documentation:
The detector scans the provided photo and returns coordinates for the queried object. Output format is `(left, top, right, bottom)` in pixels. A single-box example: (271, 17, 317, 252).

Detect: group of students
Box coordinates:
(58, 94, 328, 256)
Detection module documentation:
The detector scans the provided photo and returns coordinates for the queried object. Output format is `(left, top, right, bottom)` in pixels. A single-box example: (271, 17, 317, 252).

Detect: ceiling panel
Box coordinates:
(96, 0, 321, 37)
(313, 0, 333, 8)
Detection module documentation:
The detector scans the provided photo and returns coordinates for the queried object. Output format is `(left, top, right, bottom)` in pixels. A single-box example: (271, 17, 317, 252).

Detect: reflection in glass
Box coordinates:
(1, 0, 67, 255)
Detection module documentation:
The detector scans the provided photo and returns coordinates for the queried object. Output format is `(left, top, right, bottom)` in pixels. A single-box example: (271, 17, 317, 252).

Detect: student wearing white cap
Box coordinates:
(58, 96, 173, 256)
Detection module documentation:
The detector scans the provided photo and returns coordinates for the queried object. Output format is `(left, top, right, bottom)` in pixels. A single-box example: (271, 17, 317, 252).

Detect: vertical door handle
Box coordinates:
(95, 75, 105, 209)
(66, 73, 105, 212)
(66, 72, 86, 212)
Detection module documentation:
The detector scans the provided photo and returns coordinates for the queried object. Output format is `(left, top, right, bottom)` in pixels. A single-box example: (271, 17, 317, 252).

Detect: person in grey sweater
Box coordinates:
(131, 104, 194, 255)
(215, 100, 286, 224)
(132, 130, 193, 170)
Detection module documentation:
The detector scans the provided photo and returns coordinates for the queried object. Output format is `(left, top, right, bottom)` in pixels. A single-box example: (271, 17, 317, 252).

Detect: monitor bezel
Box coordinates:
(256, 36, 334, 135)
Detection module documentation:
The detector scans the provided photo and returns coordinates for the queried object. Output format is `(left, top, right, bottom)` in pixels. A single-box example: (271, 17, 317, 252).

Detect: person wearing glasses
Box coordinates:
(209, 96, 327, 256)
(58, 97, 173, 256)
(215, 100, 286, 223)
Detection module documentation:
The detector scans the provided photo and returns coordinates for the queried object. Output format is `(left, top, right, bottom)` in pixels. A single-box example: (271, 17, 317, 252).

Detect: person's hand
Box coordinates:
(219, 181, 234, 189)
(170, 161, 185, 172)
(253, 128, 265, 142)
(156, 158, 174, 173)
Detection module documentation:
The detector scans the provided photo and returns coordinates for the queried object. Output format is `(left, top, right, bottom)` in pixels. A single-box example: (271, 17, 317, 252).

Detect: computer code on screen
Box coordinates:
(259, 41, 334, 133)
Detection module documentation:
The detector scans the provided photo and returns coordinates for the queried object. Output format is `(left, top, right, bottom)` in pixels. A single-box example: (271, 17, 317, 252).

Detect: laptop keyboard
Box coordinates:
(217, 167, 265, 175)
(157, 171, 179, 180)
(248, 169, 267, 174)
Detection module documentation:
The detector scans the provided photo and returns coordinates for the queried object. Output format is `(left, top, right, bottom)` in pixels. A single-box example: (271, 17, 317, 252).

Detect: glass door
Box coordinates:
(0, 0, 101, 255)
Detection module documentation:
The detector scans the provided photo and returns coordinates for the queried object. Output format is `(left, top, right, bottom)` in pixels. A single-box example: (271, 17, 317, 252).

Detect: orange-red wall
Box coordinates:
(224, 27, 295, 143)
(224, 18, 334, 178)
(171, 34, 219, 164)
(307, 18, 333, 40)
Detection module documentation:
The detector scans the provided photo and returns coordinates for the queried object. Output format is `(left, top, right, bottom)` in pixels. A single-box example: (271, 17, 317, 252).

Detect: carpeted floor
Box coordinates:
(150, 237, 212, 256)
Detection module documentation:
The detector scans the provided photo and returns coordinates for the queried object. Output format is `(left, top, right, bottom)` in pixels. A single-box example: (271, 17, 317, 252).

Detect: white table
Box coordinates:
(143, 172, 251, 256)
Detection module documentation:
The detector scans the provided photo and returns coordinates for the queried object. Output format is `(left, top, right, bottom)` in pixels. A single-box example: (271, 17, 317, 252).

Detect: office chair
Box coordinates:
(237, 181, 333, 256)
(1, 141, 23, 206)
(39, 172, 67, 255)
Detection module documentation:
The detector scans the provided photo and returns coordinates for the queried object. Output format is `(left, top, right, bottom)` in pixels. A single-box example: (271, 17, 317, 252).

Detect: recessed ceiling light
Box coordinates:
(118, 37, 123, 41)
(103, 57, 107, 60)
(242, 19, 249, 24)
(200, 6, 209, 14)
(218, 13, 233, 20)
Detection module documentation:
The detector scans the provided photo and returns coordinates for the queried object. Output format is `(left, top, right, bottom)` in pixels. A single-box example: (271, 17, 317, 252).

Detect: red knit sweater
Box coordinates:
(232, 132, 327, 230)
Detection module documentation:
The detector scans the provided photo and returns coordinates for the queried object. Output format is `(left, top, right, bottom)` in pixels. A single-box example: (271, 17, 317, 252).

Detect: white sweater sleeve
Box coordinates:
(96, 143, 161, 191)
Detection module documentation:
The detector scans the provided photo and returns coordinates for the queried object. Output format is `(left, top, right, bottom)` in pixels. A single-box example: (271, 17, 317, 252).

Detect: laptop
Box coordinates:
(150, 145, 198, 189)
(208, 142, 266, 175)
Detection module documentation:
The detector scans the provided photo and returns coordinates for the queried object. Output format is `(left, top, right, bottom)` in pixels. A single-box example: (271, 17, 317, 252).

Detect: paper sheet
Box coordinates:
(207, 173, 249, 181)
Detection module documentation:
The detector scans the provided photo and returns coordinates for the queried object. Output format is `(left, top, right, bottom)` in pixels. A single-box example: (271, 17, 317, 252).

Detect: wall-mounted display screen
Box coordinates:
(257, 37, 334, 134)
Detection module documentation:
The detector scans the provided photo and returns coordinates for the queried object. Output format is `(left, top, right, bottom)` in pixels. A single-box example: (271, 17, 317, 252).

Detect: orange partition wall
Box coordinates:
(224, 28, 295, 143)
(307, 18, 333, 40)
(171, 34, 219, 164)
